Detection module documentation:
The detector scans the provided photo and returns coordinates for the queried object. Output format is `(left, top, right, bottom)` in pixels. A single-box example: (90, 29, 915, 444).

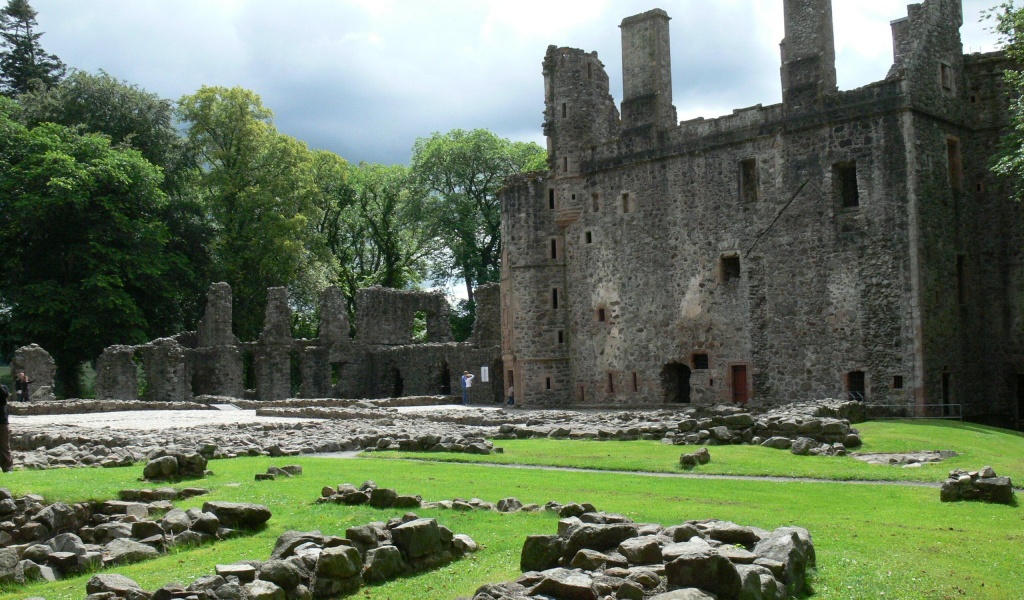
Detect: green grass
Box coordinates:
(377, 419, 1024, 484)
(0, 421, 1021, 599)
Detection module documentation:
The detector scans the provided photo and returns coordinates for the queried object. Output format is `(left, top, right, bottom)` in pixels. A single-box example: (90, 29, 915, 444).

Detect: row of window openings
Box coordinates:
(553, 144, 968, 211)
(540, 370, 906, 396)
(549, 190, 632, 213)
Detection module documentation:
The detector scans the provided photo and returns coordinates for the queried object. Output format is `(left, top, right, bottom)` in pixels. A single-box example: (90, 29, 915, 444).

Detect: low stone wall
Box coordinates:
(940, 467, 1015, 504)
(0, 487, 269, 590)
(8, 399, 216, 416)
(476, 507, 815, 599)
(85, 516, 479, 599)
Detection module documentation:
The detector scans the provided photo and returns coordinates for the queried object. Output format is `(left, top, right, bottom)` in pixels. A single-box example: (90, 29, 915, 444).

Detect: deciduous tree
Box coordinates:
(0, 97, 175, 396)
(411, 128, 546, 302)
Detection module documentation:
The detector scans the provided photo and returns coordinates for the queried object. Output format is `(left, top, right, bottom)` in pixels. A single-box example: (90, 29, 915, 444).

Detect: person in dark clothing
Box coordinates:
(0, 384, 12, 472)
(14, 372, 31, 402)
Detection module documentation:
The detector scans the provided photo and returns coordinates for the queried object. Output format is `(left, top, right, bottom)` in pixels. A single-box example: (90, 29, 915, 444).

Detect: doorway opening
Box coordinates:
(661, 362, 691, 404)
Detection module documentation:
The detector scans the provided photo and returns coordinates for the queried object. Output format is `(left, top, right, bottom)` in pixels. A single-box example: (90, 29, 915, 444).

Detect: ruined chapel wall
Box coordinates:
(355, 287, 453, 346)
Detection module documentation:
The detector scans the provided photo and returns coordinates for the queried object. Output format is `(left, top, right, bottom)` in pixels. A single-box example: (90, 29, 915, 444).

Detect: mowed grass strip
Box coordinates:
(379, 419, 1024, 483)
(0, 421, 1018, 599)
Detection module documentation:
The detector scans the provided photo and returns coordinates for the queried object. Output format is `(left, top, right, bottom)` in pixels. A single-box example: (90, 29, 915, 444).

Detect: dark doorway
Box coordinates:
(432, 361, 452, 395)
(241, 350, 255, 392)
(289, 350, 302, 397)
(847, 371, 865, 402)
(661, 362, 691, 404)
(731, 365, 749, 404)
(1016, 374, 1024, 427)
(390, 367, 404, 398)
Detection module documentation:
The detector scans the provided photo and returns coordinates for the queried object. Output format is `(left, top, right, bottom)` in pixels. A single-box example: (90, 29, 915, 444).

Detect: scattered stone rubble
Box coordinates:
(5, 401, 861, 472)
(0, 486, 269, 588)
(142, 451, 209, 481)
(940, 467, 1015, 504)
(471, 505, 815, 600)
(256, 464, 303, 481)
(852, 450, 958, 468)
(84, 515, 478, 599)
(678, 448, 711, 469)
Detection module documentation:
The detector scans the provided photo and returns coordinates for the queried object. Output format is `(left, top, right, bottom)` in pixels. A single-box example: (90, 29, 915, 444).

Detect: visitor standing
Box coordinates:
(461, 371, 474, 405)
(0, 383, 11, 472)
(506, 384, 515, 408)
(14, 372, 31, 402)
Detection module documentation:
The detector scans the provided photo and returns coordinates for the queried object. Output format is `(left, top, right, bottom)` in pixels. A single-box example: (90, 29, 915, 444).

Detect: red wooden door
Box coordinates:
(731, 365, 749, 404)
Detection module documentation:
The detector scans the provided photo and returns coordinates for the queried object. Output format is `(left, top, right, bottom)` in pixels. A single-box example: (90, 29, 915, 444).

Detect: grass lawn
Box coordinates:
(0, 420, 1020, 599)
(379, 419, 1024, 484)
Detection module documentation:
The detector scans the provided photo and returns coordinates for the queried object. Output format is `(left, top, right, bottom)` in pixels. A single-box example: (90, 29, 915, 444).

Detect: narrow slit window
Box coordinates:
(947, 138, 963, 191)
(740, 158, 758, 202)
(592, 193, 600, 212)
(557, 330, 565, 344)
(893, 375, 904, 390)
(578, 384, 586, 402)
(631, 371, 639, 392)
(597, 308, 606, 322)
(607, 372, 615, 394)
(585, 231, 593, 244)
(545, 377, 552, 390)
(550, 238, 558, 259)
(834, 162, 859, 208)
(622, 193, 630, 213)
(956, 254, 966, 305)
(548, 189, 555, 210)
(561, 102, 567, 118)
(562, 157, 568, 172)
(551, 288, 559, 310)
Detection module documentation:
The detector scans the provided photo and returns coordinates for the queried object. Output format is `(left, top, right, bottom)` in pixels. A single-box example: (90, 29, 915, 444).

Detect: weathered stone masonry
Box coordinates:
(93, 282, 502, 404)
(500, 0, 1024, 423)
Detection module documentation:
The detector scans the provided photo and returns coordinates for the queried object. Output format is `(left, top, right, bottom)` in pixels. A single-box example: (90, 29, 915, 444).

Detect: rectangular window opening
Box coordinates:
(947, 138, 963, 191)
(561, 102, 567, 118)
(550, 238, 558, 260)
(740, 158, 758, 203)
(578, 384, 586, 402)
(721, 255, 741, 283)
(940, 62, 953, 91)
(607, 372, 615, 394)
(834, 162, 859, 208)
(551, 288, 559, 310)
(548, 189, 555, 210)
(585, 231, 593, 244)
(631, 371, 638, 392)
(557, 330, 565, 344)
(597, 308, 606, 322)
(622, 193, 630, 213)
(693, 353, 709, 370)
(893, 375, 904, 390)
(545, 377, 552, 390)
(562, 156, 568, 172)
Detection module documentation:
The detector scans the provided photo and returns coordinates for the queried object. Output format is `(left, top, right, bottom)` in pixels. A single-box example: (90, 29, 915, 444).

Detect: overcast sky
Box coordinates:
(31, 0, 1000, 166)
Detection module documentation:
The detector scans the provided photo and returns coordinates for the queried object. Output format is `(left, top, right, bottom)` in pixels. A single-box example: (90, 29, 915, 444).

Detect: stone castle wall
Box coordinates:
(501, 0, 1024, 422)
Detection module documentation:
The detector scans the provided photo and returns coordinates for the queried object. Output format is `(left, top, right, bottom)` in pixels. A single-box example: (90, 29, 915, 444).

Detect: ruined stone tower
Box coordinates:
(501, 0, 1024, 426)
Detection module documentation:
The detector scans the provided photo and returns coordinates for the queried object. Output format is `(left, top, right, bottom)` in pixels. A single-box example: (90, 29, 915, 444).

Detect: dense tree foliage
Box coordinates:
(991, 3, 1024, 198)
(0, 0, 63, 96)
(16, 71, 213, 324)
(177, 86, 332, 341)
(411, 129, 546, 302)
(0, 98, 177, 395)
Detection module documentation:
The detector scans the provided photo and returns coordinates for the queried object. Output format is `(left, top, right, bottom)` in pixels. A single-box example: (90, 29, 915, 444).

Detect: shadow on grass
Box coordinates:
(868, 418, 1024, 438)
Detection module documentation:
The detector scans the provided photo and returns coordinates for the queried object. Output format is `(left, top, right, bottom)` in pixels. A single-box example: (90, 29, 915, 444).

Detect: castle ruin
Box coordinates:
(500, 0, 1024, 424)
(92, 283, 502, 404)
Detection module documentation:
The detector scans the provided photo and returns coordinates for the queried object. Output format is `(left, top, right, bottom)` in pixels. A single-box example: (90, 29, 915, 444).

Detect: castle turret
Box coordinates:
(543, 46, 619, 178)
(619, 9, 676, 130)
(780, 0, 838, 114)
